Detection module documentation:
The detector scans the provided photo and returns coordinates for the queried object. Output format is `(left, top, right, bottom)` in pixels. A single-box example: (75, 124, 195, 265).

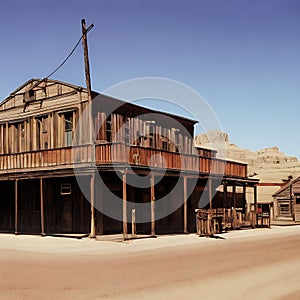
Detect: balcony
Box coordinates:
(95, 143, 247, 178)
(0, 143, 247, 178)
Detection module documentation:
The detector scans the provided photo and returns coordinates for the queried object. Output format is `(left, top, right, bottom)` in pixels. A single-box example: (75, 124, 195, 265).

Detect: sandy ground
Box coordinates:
(1, 226, 300, 299)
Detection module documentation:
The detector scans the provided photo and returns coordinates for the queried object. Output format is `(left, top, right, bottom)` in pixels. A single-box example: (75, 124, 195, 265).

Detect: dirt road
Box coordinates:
(1, 227, 300, 299)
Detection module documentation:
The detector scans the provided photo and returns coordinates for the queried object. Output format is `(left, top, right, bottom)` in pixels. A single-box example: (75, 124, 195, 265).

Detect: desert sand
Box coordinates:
(1, 226, 300, 299)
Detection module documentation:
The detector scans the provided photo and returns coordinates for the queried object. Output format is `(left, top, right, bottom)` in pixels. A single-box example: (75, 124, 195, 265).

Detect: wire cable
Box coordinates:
(31, 33, 85, 90)
(45, 35, 83, 80)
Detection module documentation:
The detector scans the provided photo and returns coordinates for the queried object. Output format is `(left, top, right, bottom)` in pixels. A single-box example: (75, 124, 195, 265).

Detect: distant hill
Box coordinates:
(195, 131, 300, 183)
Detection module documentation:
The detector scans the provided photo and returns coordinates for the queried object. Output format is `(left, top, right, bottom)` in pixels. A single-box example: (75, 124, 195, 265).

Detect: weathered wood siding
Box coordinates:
(0, 79, 248, 179)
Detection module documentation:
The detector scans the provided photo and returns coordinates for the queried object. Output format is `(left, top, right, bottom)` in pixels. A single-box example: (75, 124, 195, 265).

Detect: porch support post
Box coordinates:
(232, 181, 237, 229)
(123, 172, 128, 240)
(151, 175, 155, 237)
(223, 181, 227, 209)
(90, 173, 96, 238)
(208, 178, 213, 235)
(223, 180, 227, 229)
(40, 177, 45, 236)
(183, 176, 188, 234)
(243, 184, 247, 213)
(254, 185, 258, 226)
(232, 181, 236, 209)
(14, 179, 18, 235)
(208, 178, 212, 211)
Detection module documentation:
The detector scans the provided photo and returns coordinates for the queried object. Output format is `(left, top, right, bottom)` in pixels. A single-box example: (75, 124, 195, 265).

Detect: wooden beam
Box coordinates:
(123, 173, 128, 240)
(232, 181, 237, 229)
(14, 179, 18, 235)
(151, 175, 155, 237)
(81, 19, 94, 149)
(40, 177, 45, 236)
(183, 176, 188, 234)
(243, 184, 246, 213)
(208, 178, 212, 211)
(254, 185, 258, 227)
(51, 112, 55, 148)
(232, 181, 236, 208)
(131, 209, 136, 238)
(223, 181, 227, 209)
(90, 173, 96, 238)
(5, 122, 8, 154)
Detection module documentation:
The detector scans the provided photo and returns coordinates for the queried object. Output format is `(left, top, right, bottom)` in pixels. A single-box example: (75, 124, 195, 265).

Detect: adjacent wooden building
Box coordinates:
(273, 176, 300, 222)
(0, 78, 258, 237)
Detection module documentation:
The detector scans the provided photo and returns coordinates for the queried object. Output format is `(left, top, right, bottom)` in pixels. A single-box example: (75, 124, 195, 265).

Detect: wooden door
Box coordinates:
(61, 195, 73, 232)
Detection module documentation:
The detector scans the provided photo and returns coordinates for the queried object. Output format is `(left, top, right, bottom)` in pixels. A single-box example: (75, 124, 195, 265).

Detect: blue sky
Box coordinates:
(1, 0, 300, 157)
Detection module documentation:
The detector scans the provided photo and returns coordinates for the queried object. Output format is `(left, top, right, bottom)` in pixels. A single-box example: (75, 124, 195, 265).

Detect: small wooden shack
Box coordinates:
(273, 176, 300, 222)
(0, 78, 258, 237)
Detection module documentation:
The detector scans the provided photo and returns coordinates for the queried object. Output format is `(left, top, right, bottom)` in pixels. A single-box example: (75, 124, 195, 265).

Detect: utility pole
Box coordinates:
(81, 18, 96, 238)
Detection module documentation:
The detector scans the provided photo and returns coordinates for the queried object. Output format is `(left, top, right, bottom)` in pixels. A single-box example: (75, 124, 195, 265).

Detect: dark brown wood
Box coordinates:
(90, 173, 96, 238)
(232, 181, 236, 209)
(40, 177, 45, 236)
(123, 173, 128, 239)
(183, 176, 188, 234)
(254, 185, 258, 227)
(209, 178, 212, 211)
(151, 175, 155, 237)
(14, 179, 18, 234)
(81, 19, 93, 105)
(223, 181, 227, 208)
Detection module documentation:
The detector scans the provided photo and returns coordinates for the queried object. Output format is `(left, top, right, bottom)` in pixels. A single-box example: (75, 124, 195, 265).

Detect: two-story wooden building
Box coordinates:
(0, 78, 258, 237)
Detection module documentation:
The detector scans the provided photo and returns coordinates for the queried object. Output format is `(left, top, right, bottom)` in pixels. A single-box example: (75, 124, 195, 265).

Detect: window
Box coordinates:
(161, 136, 169, 151)
(136, 130, 142, 146)
(162, 141, 169, 151)
(64, 112, 73, 147)
(61, 183, 72, 195)
(174, 129, 180, 152)
(36, 115, 49, 150)
(125, 127, 130, 145)
(8, 121, 26, 153)
(106, 115, 112, 142)
(145, 121, 155, 148)
(24, 89, 36, 102)
(149, 124, 154, 148)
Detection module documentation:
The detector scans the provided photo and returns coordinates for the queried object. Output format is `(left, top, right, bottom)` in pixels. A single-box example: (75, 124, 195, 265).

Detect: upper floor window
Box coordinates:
(125, 127, 130, 145)
(36, 115, 49, 150)
(174, 129, 180, 152)
(161, 136, 169, 152)
(106, 115, 112, 142)
(145, 121, 155, 148)
(8, 121, 26, 153)
(24, 89, 36, 102)
(64, 112, 73, 147)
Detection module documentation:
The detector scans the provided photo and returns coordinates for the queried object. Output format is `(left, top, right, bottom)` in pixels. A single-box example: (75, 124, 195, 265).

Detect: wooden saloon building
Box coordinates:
(0, 78, 258, 237)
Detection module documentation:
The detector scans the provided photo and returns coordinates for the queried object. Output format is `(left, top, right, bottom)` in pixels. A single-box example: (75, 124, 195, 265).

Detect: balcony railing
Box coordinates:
(0, 145, 91, 172)
(0, 142, 247, 178)
(95, 143, 247, 178)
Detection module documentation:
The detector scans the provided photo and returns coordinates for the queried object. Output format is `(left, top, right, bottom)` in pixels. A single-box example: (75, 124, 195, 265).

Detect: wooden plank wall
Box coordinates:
(93, 113, 195, 154)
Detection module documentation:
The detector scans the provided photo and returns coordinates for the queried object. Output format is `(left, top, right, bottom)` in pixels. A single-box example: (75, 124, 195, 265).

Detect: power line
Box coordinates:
(32, 23, 94, 90)
(45, 35, 83, 80)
